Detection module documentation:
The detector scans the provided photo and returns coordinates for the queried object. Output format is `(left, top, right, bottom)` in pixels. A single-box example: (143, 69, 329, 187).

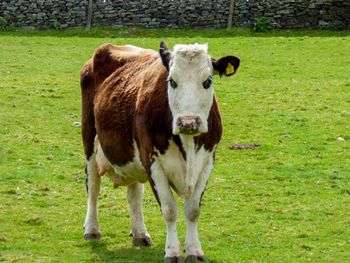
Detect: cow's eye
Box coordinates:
(169, 78, 177, 88)
(203, 76, 212, 89)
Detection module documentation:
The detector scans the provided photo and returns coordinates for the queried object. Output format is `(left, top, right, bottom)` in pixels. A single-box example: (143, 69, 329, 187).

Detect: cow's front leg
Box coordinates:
(151, 162, 182, 262)
(84, 156, 101, 240)
(184, 160, 213, 262)
(127, 182, 152, 247)
(184, 198, 204, 262)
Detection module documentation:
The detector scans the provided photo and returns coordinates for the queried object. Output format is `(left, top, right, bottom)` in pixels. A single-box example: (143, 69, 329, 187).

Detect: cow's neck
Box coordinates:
(180, 135, 200, 197)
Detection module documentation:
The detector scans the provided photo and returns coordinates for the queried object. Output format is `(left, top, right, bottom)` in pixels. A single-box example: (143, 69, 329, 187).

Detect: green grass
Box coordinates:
(0, 27, 349, 262)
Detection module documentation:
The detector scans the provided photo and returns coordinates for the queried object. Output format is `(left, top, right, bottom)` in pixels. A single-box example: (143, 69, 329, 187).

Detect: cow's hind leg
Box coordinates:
(84, 155, 101, 240)
(127, 182, 152, 247)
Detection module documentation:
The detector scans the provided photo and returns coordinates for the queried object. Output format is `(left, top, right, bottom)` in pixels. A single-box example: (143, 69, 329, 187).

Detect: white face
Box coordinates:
(167, 44, 214, 135)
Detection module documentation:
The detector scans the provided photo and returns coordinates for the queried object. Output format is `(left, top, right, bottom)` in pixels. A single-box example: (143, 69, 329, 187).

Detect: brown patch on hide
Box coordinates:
(93, 45, 160, 167)
(194, 97, 223, 152)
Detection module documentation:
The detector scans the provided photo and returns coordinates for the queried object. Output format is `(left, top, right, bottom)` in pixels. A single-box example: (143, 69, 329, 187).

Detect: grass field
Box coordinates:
(0, 28, 349, 262)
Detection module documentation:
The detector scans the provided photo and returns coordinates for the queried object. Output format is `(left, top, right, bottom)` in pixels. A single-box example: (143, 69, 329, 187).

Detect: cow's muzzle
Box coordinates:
(176, 116, 202, 135)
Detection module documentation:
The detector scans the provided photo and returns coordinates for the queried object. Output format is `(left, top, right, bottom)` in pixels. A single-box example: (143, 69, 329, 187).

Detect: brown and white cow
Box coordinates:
(80, 42, 239, 262)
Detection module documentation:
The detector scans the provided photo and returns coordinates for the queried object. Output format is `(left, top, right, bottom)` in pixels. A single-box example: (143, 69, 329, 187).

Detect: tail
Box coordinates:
(80, 59, 96, 160)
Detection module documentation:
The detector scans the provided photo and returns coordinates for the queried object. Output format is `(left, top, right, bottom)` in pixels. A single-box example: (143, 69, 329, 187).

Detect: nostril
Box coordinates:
(176, 118, 182, 126)
(195, 116, 202, 126)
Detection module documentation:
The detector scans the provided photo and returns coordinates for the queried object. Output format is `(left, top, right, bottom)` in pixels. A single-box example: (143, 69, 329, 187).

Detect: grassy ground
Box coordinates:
(0, 27, 349, 262)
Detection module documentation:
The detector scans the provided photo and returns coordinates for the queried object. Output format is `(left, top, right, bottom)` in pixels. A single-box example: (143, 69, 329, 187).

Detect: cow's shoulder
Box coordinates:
(134, 63, 173, 165)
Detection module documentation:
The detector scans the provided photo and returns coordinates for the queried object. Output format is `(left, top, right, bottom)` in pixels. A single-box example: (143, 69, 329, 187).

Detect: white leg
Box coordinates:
(84, 155, 101, 239)
(184, 198, 203, 259)
(127, 182, 152, 246)
(184, 158, 213, 259)
(151, 161, 181, 259)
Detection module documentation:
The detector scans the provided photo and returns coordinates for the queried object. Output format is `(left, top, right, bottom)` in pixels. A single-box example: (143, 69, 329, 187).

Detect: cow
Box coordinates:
(80, 41, 240, 262)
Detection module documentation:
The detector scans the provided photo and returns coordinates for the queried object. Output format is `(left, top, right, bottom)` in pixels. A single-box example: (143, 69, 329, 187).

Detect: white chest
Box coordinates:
(157, 138, 213, 197)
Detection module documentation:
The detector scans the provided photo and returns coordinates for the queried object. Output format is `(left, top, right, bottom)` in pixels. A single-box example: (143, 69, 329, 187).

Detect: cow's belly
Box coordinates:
(107, 163, 148, 188)
(95, 137, 148, 187)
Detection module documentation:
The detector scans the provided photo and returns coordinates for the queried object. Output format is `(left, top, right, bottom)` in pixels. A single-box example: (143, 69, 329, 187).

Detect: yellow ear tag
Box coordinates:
(226, 63, 235, 75)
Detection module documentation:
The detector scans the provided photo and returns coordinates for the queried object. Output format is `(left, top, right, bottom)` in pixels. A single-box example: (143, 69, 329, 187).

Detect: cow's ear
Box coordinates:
(212, 56, 240, 77)
(159, 41, 171, 71)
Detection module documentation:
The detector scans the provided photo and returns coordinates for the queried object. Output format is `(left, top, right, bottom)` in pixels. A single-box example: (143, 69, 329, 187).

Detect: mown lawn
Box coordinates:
(0, 28, 349, 262)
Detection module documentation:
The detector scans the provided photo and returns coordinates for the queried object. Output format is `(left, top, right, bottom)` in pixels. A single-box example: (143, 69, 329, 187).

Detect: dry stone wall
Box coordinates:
(234, 0, 350, 29)
(0, 0, 349, 30)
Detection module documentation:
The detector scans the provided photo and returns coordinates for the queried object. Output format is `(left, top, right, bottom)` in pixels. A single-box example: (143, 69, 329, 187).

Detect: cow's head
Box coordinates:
(159, 41, 240, 136)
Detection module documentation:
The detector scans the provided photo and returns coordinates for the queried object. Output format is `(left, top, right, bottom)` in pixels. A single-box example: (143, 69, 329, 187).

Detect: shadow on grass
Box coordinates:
(84, 240, 163, 263)
(1, 27, 349, 39)
(83, 240, 220, 263)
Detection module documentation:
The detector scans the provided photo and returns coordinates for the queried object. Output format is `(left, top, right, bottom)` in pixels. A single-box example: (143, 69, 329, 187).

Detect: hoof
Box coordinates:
(133, 236, 153, 247)
(84, 232, 101, 240)
(164, 256, 184, 263)
(185, 255, 207, 263)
